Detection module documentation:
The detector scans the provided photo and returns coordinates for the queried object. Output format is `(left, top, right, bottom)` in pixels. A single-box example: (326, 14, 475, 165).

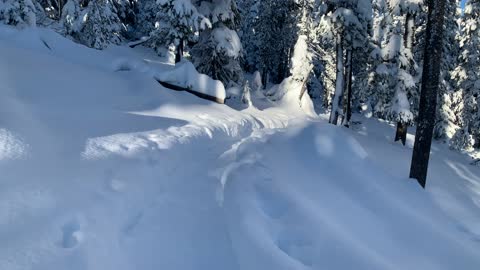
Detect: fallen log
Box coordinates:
(156, 80, 225, 104)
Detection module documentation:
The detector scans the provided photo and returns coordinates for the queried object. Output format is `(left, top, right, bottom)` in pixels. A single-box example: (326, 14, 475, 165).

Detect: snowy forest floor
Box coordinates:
(1, 26, 480, 270)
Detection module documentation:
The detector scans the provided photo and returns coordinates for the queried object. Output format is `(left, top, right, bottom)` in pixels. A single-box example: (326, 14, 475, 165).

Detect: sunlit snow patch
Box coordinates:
(0, 129, 29, 161)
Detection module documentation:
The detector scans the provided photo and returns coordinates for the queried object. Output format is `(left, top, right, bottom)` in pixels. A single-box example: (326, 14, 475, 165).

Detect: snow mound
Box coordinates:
(154, 61, 226, 101)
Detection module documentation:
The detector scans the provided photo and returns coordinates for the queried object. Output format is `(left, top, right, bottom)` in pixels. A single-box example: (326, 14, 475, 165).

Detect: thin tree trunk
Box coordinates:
(343, 49, 353, 127)
(395, 13, 416, 145)
(409, 0, 447, 188)
(329, 33, 345, 125)
(262, 68, 268, 89)
(175, 39, 184, 64)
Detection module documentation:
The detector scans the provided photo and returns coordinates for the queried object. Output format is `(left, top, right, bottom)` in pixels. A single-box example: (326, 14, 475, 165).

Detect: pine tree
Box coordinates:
(191, 0, 243, 86)
(364, 0, 390, 117)
(149, 0, 210, 62)
(328, 0, 372, 125)
(434, 0, 461, 142)
(0, 0, 37, 27)
(135, 0, 158, 38)
(237, 0, 260, 73)
(450, 0, 480, 151)
(316, 3, 337, 109)
(60, 0, 83, 36)
(256, 0, 299, 85)
(80, 0, 124, 49)
(389, 0, 422, 145)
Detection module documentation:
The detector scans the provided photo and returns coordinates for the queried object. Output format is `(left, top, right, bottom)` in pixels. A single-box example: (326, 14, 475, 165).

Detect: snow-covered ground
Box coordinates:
(1, 26, 480, 270)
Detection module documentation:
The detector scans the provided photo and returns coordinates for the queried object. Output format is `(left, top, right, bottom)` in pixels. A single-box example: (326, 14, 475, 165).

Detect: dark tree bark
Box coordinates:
(329, 33, 344, 125)
(409, 0, 447, 188)
(395, 13, 416, 145)
(175, 39, 184, 64)
(262, 68, 268, 89)
(343, 49, 353, 127)
(395, 122, 408, 145)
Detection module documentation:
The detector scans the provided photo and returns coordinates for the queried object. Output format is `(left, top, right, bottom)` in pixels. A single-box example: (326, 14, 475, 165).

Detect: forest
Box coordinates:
(1, 1, 480, 269)
(1, 0, 478, 159)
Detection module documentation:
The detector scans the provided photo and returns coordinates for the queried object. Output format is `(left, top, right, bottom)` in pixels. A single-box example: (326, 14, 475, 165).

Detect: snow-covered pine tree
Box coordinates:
(365, 0, 391, 117)
(451, 0, 480, 151)
(112, 0, 136, 25)
(255, 0, 299, 86)
(434, 0, 461, 142)
(0, 0, 37, 27)
(191, 0, 243, 86)
(328, 0, 372, 125)
(80, 0, 124, 49)
(388, 0, 422, 145)
(237, 0, 260, 73)
(37, 0, 66, 19)
(60, 0, 84, 36)
(149, 0, 210, 62)
(315, 2, 337, 109)
(135, 0, 158, 38)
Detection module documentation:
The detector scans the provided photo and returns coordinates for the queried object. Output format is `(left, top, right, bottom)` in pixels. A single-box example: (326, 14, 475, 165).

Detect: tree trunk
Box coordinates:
(262, 68, 268, 89)
(395, 122, 408, 145)
(329, 33, 344, 125)
(175, 39, 184, 64)
(343, 49, 353, 127)
(395, 13, 416, 145)
(409, 0, 447, 188)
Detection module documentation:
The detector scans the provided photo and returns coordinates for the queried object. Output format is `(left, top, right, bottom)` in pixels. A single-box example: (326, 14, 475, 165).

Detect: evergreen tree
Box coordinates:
(149, 0, 210, 62)
(0, 0, 37, 27)
(237, 0, 260, 73)
(80, 0, 124, 49)
(365, 0, 390, 116)
(328, 0, 372, 125)
(316, 2, 337, 109)
(451, 0, 480, 151)
(386, 0, 422, 144)
(256, 0, 299, 86)
(434, 0, 461, 142)
(135, 0, 158, 38)
(191, 0, 243, 86)
(60, 0, 84, 36)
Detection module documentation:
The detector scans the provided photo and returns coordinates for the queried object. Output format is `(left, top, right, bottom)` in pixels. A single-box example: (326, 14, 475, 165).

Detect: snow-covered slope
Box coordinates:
(1, 26, 480, 270)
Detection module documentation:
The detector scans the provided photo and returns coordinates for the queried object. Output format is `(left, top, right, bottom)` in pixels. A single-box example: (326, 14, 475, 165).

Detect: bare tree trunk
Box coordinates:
(410, 0, 447, 188)
(262, 68, 268, 89)
(329, 33, 344, 125)
(343, 49, 353, 127)
(175, 39, 184, 64)
(395, 13, 416, 145)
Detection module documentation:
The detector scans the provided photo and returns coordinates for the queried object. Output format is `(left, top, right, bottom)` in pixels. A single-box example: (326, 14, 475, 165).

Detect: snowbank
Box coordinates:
(154, 60, 226, 102)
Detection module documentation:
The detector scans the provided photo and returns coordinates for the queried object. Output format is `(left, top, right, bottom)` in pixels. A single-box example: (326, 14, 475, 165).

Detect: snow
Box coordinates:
(154, 60, 226, 101)
(1, 25, 480, 270)
(212, 25, 242, 58)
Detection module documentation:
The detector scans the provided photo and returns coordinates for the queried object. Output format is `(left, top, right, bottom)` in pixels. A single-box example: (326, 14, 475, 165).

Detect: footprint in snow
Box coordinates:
(61, 219, 83, 249)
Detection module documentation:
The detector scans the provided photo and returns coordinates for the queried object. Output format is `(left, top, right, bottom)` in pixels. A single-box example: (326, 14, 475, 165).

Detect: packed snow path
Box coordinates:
(1, 27, 480, 270)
